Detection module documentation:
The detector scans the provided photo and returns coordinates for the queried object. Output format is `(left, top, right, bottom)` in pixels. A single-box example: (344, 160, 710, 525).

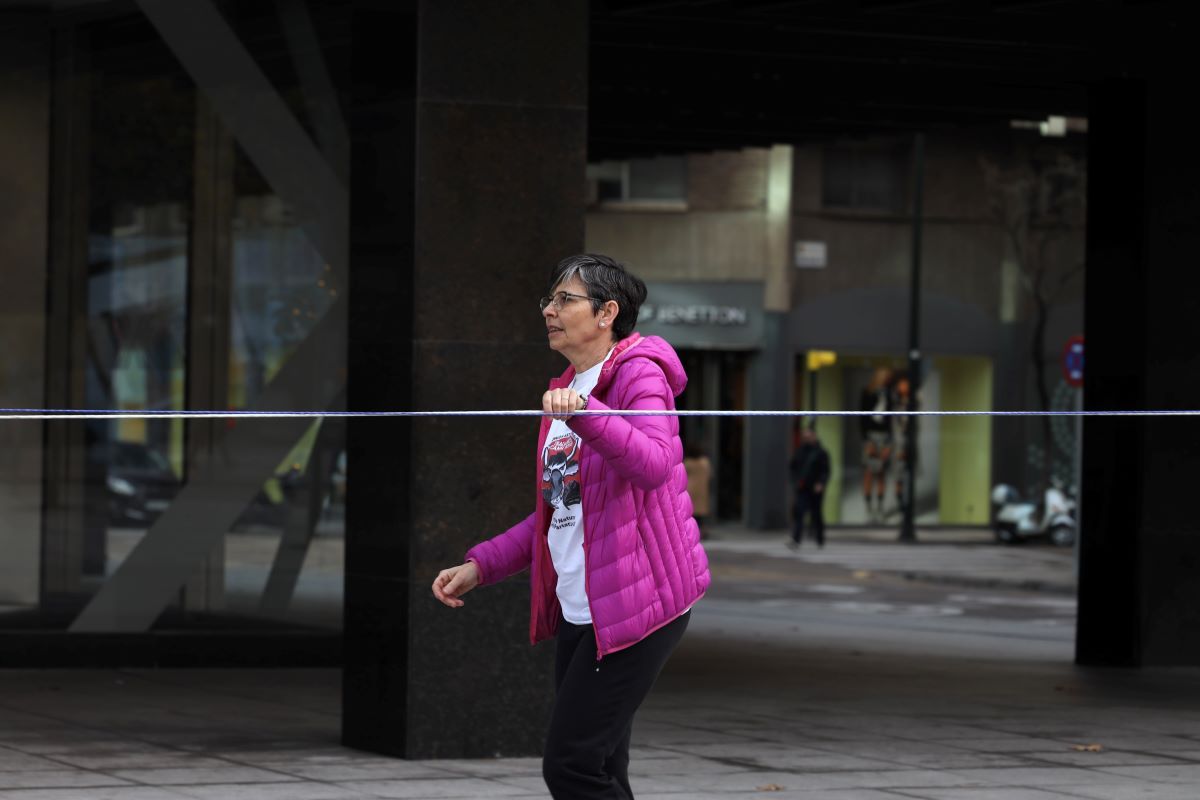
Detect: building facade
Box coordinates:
(586, 133, 1086, 530)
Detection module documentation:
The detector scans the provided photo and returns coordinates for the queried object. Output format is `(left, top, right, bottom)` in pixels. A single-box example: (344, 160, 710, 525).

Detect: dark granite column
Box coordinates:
(345, 1, 586, 757)
(1077, 75, 1200, 667)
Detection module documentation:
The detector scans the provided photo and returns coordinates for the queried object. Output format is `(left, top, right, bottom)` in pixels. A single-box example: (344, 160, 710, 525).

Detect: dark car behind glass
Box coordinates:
(106, 441, 181, 526)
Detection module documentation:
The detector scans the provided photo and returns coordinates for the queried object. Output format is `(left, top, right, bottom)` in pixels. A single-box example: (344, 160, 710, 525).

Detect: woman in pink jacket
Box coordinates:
(432, 253, 710, 799)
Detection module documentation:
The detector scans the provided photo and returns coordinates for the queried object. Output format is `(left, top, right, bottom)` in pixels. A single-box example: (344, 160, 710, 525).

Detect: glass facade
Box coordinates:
(1, 3, 349, 648)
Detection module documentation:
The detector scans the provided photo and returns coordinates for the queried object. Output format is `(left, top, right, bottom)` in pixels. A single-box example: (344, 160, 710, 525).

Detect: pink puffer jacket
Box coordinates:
(465, 333, 710, 658)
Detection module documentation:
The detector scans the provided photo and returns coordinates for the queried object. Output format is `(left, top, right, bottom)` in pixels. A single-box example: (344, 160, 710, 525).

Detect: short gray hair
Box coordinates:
(548, 254, 647, 340)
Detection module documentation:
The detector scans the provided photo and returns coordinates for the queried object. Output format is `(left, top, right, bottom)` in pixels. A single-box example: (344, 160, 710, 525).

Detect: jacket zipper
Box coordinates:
(532, 409, 555, 646)
(578, 443, 605, 661)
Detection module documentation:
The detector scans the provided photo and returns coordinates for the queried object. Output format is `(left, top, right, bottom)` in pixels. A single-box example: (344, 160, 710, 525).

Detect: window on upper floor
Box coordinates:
(587, 156, 688, 208)
(821, 141, 909, 214)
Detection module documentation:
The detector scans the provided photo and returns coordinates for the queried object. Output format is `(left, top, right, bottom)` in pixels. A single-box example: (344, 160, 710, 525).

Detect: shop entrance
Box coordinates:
(677, 349, 748, 522)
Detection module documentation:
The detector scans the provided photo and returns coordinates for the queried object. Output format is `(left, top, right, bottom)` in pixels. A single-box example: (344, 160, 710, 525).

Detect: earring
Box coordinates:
(599, 322, 606, 328)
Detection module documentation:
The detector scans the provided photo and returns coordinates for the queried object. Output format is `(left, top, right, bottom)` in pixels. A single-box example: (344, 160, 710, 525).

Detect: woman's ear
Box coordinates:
(603, 300, 620, 327)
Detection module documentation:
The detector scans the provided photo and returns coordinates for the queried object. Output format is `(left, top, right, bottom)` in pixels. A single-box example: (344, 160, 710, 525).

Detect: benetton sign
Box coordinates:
(637, 282, 763, 350)
(639, 304, 749, 326)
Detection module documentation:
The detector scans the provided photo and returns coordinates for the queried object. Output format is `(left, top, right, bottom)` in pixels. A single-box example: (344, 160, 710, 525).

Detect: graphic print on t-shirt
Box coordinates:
(541, 432, 581, 511)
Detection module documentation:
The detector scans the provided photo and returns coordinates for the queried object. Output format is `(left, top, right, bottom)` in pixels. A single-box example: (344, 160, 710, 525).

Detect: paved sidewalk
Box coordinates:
(5, 658, 1200, 800)
(4, 536, 1198, 800)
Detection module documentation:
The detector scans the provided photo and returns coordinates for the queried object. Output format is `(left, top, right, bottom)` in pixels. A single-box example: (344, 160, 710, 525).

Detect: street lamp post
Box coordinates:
(900, 132, 925, 544)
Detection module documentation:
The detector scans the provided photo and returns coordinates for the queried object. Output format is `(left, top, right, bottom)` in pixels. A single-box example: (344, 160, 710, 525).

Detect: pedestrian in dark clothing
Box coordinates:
(789, 427, 830, 549)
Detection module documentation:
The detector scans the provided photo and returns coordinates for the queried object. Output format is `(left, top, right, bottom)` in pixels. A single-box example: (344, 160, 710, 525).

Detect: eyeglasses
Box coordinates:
(538, 291, 592, 311)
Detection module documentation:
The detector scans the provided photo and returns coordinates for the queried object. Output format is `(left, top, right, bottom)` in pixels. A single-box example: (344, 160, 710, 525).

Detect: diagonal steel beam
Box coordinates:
(136, 0, 347, 273)
(276, 0, 350, 186)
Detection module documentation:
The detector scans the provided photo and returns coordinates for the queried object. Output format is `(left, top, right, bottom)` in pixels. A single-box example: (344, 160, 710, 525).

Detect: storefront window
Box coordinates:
(801, 353, 995, 526)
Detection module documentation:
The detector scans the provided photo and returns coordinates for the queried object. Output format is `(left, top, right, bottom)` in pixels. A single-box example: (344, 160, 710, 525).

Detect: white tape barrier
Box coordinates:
(0, 409, 1196, 420)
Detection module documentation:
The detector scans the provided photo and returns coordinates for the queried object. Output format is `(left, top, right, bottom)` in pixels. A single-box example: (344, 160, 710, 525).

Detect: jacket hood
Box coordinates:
(603, 333, 687, 397)
(551, 333, 688, 397)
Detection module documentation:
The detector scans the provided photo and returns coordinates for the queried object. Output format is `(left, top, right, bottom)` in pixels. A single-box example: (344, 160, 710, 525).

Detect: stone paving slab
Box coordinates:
(1057, 784, 1200, 800)
(168, 785, 366, 800)
(0, 771, 132, 790)
(888, 789, 1087, 800)
(0, 789, 189, 800)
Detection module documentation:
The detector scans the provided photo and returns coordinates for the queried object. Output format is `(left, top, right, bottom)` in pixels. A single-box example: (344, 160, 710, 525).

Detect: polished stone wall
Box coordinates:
(345, 1, 586, 757)
(1078, 74, 1200, 667)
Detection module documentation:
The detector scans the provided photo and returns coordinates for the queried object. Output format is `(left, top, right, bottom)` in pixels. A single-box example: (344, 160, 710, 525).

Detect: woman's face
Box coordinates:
(543, 276, 610, 356)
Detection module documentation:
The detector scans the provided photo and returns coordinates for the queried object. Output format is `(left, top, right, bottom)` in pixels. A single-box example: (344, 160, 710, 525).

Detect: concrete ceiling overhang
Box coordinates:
(589, 0, 1185, 159)
(6, 0, 1185, 160)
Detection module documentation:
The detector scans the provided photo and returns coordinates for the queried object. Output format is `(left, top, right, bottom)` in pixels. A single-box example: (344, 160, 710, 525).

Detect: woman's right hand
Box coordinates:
(432, 561, 480, 608)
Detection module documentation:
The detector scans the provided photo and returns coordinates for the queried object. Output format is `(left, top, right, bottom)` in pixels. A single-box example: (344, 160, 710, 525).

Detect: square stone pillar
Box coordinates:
(344, 1, 586, 756)
(1077, 75, 1200, 667)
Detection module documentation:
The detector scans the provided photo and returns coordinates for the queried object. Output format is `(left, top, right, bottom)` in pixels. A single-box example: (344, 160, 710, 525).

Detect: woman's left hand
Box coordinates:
(543, 388, 585, 421)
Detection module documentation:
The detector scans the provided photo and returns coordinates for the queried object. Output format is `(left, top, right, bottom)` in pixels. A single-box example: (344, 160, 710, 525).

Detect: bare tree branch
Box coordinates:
(980, 146, 1086, 493)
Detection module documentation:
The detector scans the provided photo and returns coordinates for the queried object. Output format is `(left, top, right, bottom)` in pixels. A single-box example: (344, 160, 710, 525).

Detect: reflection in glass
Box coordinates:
(225, 149, 344, 630)
(86, 29, 194, 581)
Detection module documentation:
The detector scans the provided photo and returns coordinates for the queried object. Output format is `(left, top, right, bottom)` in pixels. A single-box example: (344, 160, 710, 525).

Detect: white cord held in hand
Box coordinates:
(0, 408, 1197, 420)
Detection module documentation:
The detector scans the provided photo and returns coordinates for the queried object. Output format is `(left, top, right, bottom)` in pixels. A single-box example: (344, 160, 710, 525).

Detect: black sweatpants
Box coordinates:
(543, 611, 690, 799)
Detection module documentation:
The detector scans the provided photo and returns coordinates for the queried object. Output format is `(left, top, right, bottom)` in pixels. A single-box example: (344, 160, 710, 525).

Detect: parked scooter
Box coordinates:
(990, 481, 1076, 547)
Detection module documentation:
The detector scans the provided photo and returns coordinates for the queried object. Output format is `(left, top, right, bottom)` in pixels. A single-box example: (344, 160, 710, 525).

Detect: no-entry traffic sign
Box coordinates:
(1062, 335, 1085, 388)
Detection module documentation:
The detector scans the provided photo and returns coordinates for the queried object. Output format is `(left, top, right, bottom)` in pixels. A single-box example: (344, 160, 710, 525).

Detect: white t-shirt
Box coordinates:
(541, 353, 610, 625)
